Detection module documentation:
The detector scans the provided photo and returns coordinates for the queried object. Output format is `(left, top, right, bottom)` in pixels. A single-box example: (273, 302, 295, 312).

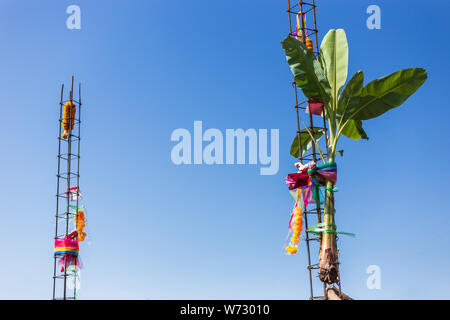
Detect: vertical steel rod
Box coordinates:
(63, 77, 74, 299)
(53, 84, 64, 299)
(286, 0, 334, 300)
(302, 0, 328, 299)
(312, 0, 320, 56)
(73, 82, 82, 300)
(288, 0, 315, 301)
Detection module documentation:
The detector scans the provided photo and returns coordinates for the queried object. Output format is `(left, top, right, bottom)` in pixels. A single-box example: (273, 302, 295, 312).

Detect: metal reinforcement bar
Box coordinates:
(286, 0, 344, 300)
(52, 76, 82, 300)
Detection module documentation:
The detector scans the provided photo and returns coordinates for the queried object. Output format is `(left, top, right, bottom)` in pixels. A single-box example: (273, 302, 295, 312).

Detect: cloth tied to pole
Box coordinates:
(54, 231, 80, 272)
(306, 99, 324, 116)
(285, 161, 337, 208)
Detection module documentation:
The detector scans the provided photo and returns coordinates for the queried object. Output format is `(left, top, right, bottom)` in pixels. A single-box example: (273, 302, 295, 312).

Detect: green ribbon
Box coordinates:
(306, 161, 338, 207)
(306, 222, 355, 237)
(311, 176, 321, 206)
(69, 204, 85, 214)
(69, 204, 85, 209)
(306, 161, 337, 175)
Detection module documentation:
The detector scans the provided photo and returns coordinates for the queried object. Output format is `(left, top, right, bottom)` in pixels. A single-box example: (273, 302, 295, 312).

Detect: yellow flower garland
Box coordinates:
(305, 38, 313, 51)
(74, 210, 86, 242)
(285, 189, 303, 254)
(61, 101, 76, 139)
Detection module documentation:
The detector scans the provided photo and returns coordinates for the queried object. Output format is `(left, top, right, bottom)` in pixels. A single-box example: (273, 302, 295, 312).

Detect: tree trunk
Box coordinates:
(326, 286, 352, 300)
(319, 179, 339, 284)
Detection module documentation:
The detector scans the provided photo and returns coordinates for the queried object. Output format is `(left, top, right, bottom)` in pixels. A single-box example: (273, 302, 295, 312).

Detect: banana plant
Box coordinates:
(281, 29, 427, 284)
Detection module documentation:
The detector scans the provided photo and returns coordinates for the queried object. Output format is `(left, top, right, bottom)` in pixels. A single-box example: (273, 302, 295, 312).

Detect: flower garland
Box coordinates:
(305, 38, 313, 51)
(74, 210, 86, 242)
(61, 101, 76, 139)
(285, 195, 303, 255)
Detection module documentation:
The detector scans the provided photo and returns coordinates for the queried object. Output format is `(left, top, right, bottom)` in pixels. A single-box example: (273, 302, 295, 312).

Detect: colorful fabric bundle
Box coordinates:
(308, 162, 337, 184)
(54, 232, 80, 272)
(61, 101, 76, 139)
(293, 12, 303, 38)
(295, 161, 315, 172)
(306, 99, 324, 116)
(305, 162, 337, 208)
(54, 234, 79, 256)
(285, 172, 309, 190)
(292, 12, 313, 52)
(301, 173, 320, 209)
(286, 161, 337, 207)
(69, 186, 82, 201)
(293, 12, 308, 39)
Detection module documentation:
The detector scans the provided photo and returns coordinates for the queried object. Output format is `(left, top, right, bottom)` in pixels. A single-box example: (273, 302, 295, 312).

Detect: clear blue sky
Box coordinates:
(0, 0, 449, 299)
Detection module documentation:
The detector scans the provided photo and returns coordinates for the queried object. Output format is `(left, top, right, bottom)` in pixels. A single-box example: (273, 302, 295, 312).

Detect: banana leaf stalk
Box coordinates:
(282, 29, 427, 284)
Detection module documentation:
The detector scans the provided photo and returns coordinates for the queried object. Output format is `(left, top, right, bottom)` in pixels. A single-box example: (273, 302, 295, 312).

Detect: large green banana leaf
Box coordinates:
(348, 68, 427, 121)
(281, 36, 331, 104)
(320, 29, 348, 106)
(338, 71, 367, 140)
(290, 128, 324, 158)
(338, 71, 364, 117)
(341, 119, 368, 141)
